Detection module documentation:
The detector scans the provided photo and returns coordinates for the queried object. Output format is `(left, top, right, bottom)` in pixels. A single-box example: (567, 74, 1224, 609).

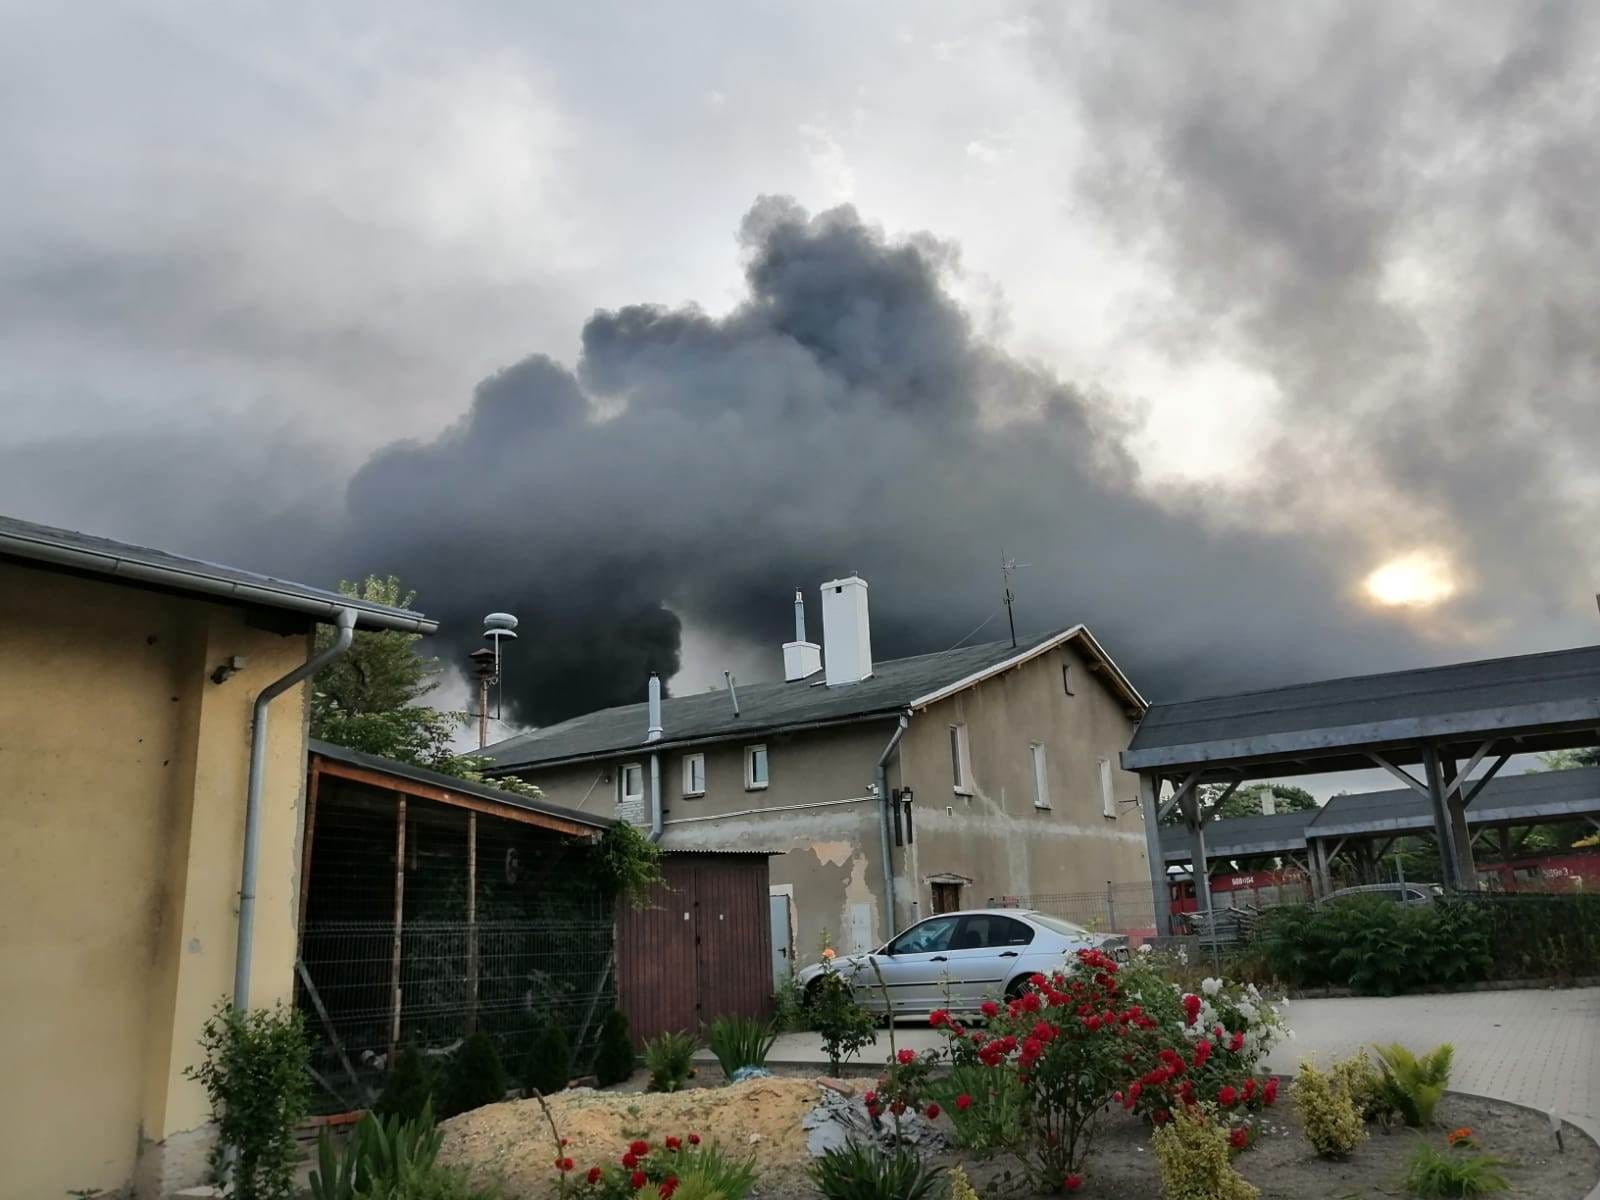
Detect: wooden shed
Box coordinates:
(615, 851, 777, 1044)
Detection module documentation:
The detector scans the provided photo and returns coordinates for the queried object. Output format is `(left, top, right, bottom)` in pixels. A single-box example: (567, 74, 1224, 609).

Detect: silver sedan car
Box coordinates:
(796, 908, 1130, 1016)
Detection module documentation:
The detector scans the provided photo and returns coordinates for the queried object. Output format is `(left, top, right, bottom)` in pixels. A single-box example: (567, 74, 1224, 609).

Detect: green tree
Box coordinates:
(1160, 782, 1318, 825)
(311, 574, 541, 800)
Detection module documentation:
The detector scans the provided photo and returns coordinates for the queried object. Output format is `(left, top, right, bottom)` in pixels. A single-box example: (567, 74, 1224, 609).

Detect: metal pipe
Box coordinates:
(875, 712, 911, 939)
(793, 589, 807, 642)
(723, 671, 741, 717)
(648, 752, 663, 842)
(234, 606, 356, 1008)
(646, 672, 663, 742)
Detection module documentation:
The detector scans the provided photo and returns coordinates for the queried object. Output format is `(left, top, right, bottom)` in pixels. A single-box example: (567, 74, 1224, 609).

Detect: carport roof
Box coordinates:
(1124, 643, 1600, 776)
(1159, 808, 1318, 863)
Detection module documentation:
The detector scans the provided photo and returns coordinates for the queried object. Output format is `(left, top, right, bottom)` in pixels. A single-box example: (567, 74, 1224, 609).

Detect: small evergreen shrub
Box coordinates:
(1152, 1104, 1259, 1200)
(185, 1001, 311, 1200)
(644, 1030, 699, 1092)
(1294, 1060, 1368, 1159)
(523, 1021, 572, 1097)
(705, 1015, 778, 1077)
(807, 1142, 944, 1200)
(1375, 1043, 1454, 1128)
(594, 1009, 637, 1087)
(1404, 1143, 1510, 1197)
(439, 1032, 509, 1118)
(374, 1044, 438, 1123)
(1331, 1050, 1396, 1124)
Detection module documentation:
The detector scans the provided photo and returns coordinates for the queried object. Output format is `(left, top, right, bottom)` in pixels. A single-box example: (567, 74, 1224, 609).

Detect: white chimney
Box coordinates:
(1260, 787, 1276, 816)
(821, 575, 873, 686)
(646, 672, 663, 741)
(783, 588, 823, 682)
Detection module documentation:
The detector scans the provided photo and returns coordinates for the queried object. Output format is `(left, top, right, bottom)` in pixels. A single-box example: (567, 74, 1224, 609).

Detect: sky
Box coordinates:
(3, 1, 1598, 772)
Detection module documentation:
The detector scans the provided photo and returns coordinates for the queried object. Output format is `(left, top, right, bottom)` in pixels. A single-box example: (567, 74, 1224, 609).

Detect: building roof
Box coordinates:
(1124, 643, 1600, 776)
(1158, 766, 1600, 862)
(309, 739, 613, 831)
(0, 513, 436, 633)
(485, 624, 1144, 771)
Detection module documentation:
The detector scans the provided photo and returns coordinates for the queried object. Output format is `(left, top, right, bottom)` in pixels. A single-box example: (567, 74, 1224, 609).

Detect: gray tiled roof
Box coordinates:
(0, 513, 436, 633)
(485, 626, 1113, 770)
(309, 739, 614, 829)
(1125, 643, 1600, 772)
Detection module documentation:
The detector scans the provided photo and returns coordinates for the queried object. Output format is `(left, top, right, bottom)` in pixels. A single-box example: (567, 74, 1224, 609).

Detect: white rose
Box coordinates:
(1201, 977, 1222, 997)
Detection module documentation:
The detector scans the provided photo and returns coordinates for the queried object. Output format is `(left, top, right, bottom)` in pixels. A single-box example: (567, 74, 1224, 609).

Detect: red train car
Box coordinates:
(1479, 848, 1600, 892)
(1168, 866, 1313, 916)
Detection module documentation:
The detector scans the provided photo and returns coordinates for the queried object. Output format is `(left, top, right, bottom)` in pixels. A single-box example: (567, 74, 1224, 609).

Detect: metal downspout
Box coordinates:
(234, 607, 356, 1008)
(649, 753, 663, 843)
(875, 712, 911, 939)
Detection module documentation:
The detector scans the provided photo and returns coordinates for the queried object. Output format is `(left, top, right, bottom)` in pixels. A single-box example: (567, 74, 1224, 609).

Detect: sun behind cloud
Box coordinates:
(1363, 550, 1459, 609)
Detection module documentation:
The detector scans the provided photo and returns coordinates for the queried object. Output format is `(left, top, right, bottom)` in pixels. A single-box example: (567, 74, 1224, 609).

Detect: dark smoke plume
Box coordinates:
(348, 197, 1424, 726)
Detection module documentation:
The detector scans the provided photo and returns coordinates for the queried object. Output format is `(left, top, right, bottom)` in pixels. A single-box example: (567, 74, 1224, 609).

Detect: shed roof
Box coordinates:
(1158, 808, 1319, 863)
(0, 513, 437, 634)
(1124, 643, 1600, 776)
(309, 739, 613, 833)
(486, 624, 1143, 771)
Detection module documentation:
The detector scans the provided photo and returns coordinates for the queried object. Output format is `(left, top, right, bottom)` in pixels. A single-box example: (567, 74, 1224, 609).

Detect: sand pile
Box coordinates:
(439, 1077, 834, 1198)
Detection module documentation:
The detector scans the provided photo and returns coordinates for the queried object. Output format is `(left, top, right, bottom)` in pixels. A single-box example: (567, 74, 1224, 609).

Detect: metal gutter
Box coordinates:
(0, 526, 436, 634)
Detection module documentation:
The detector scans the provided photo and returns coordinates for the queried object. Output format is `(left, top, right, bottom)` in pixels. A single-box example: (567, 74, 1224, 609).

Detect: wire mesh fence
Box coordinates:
(296, 777, 614, 1112)
(993, 881, 1158, 936)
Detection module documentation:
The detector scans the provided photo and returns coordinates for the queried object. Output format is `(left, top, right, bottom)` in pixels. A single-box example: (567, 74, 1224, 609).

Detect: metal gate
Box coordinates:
(616, 852, 773, 1043)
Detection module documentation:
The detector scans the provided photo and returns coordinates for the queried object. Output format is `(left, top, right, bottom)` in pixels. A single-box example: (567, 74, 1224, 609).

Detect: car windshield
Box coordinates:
(1028, 914, 1091, 937)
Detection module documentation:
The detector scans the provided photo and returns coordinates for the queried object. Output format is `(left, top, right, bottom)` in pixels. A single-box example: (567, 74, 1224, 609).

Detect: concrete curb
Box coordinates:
(1288, 976, 1600, 999)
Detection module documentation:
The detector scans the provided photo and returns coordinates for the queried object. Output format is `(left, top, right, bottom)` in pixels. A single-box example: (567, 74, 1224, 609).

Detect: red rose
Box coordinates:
(925, 1103, 941, 1119)
(661, 1177, 679, 1199)
(956, 1093, 973, 1111)
(929, 1009, 949, 1028)
(981, 1000, 1000, 1018)
(1218, 1086, 1238, 1107)
(890, 1099, 907, 1116)
(665, 1136, 682, 1151)
(1229, 1127, 1249, 1150)
(897, 1048, 916, 1065)
(622, 1153, 639, 1169)
(1065, 1173, 1084, 1191)
(864, 1090, 878, 1105)
(1084, 1016, 1102, 1032)
(630, 1172, 647, 1190)
(1230, 1031, 1246, 1053)
(1263, 1079, 1279, 1106)
(629, 1140, 650, 1157)
(587, 1167, 603, 1184)
(688, 1133, 701, 1146)
(1242, 1078, 1257, 1101)
(1022, 992, 1042, 1013)
(1128, 1081, 1143, 1101)
(1181, 994, 1202, 1026)
(1192, 1039, 1212, 1067)
(1111, 1090, 1123, 1104)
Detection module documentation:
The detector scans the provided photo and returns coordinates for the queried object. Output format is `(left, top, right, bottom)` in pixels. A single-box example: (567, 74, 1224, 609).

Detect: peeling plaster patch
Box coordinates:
(811, 841, 854, 867)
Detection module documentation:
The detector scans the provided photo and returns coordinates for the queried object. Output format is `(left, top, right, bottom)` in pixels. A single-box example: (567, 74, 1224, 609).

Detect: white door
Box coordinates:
(769, 894, 793, 987)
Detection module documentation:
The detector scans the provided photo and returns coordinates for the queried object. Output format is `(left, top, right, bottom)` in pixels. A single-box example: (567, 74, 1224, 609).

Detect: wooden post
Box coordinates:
(1442, 753, 1478, 890)
(1423, 746, 1461, 890)
(389, 793, 407, 1065)
(466, 811, 479, 1033)
(1138, 774, 1170, 936)
(297, 762, 322, 957)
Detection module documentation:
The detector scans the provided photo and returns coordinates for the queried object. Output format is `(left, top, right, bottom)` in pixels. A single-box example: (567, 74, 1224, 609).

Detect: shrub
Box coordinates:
(1403, 1143, 1510, 1197)
(524, 1021, 572, 1098)
(1152, 1104, 1259, 1200)
(772, 971, 807, 1033)
(185, 1000, 311, 1200)
(439, 1032, 509, 1118)
(552, 1131, 757, 1200)
(807, 1142, 943, 1200)
(808, 966, 878, 1072)
(705, 1015, 778, 1077)
(1374, 1043, 1453, 1128)
(309, 1104, 452, 1200)
(594, 1010, 636, 1087)
(1256, 898, 1495, 994)
(1294, 1060, 1367, 1159)
(1331, 1050, 1397, 1125)
(376, 1044, 439, 1122)
(591, 821, 665, 906)
(644, 1030, 699, 1093)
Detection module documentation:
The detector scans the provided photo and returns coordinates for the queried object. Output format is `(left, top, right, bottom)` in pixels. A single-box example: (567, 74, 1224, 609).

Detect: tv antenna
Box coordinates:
(1001, 552, 1029, 649)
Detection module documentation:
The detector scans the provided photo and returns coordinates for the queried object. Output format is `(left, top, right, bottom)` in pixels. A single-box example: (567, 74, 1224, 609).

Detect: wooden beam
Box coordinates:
(1198, 779, 1240, 826)
(1440, 739, 1495, 801)
(1366, 751, 1431, 799)
(1158, 767, 1206, 823)
(1460, 753, 1512, 807)
(311, 755, 601, 838)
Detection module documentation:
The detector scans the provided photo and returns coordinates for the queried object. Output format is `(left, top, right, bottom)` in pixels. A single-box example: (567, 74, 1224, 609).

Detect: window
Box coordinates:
(887, 915, 960, 956)
(744, 744, 769, 790)
(1099, 756, 1116, 819)
(682, 753, 706, 797)
(930, 881, 963, 914)
(954, 914, 1034, 949)
(619, 762, 644, 807)
(949, 724, 972, 794)
(1030, 742, 1050, 809)
(1062, 664, 1075, 695)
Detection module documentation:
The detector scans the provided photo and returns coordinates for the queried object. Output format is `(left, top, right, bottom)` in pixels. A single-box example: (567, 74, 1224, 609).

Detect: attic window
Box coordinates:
(1062, 664, 1075, 695)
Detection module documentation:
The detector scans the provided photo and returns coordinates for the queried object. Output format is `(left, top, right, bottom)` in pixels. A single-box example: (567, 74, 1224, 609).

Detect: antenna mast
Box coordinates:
(1000, 552, 1029, 649)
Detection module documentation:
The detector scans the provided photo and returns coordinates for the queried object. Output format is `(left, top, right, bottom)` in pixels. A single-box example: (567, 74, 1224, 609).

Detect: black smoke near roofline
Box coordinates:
(346, 197, 1425, 727)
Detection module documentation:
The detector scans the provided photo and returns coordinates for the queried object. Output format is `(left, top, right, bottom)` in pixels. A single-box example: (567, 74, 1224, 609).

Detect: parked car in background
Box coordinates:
(1319, 882, 1442, 906)
(796, 909, 1129, 1016)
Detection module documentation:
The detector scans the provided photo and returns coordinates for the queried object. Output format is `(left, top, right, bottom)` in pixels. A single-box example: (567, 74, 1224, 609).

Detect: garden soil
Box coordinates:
(441, 1078, 1600, 1199)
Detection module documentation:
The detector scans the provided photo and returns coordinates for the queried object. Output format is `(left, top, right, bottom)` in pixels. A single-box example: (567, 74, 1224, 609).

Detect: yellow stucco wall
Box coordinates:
(0, 561, 314, 1200)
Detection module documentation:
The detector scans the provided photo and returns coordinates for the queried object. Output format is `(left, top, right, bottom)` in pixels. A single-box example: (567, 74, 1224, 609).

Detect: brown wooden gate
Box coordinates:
(616, 852, 773, 1044)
